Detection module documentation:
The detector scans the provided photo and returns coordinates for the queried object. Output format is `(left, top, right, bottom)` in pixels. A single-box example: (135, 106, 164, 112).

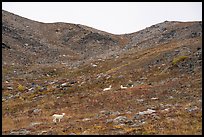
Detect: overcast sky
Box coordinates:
(2, 2, 202, 34)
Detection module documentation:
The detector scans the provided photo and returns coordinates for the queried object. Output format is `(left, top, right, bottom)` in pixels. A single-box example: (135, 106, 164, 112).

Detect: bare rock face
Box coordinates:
(2, 10, 202, 69)
(2, 10, 126, 67)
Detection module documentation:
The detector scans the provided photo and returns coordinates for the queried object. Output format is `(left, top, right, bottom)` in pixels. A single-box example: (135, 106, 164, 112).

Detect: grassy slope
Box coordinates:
(2, 36, 202, 135)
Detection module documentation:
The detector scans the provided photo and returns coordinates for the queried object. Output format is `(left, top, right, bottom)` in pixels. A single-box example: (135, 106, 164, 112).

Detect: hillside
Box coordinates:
(2, 10, 202, 135)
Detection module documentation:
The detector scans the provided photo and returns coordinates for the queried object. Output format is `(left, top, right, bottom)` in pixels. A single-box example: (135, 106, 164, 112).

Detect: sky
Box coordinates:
(2, 2, 202, 34)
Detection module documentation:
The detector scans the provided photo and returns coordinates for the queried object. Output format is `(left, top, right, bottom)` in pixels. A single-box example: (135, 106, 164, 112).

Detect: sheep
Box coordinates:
(92, 64, 97, 67)
(52, 113, 65, 123)
(103, 85, 112, 91)
(120, 85, 128, 89)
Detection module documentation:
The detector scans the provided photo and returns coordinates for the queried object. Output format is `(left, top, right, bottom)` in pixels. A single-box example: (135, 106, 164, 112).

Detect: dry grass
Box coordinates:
(2, 37, 202, 135)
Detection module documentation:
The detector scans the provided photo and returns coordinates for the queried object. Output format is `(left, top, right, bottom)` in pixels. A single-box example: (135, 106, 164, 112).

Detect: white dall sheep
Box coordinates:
(120, 85, 128, 89)
(103, 85, 112, 91)
(52, 113, 65, 123)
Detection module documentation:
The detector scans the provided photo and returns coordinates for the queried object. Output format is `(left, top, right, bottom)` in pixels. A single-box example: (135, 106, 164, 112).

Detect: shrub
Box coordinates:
(17, 84, 25, 91)
(172, 56, 188, 65)
(36, 85, 42, 91)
